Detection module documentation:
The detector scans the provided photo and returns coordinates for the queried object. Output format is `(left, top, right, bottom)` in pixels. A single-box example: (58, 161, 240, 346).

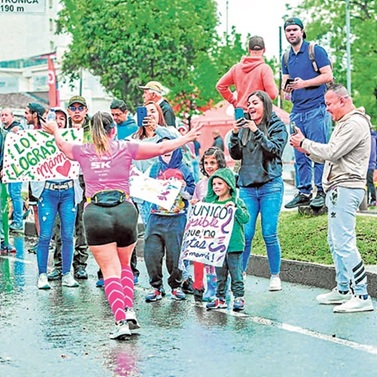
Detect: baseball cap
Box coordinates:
(284, 17, 307, 39)
(139, 81, 163, 94)
(27, 102, 46, 117)
(68, 95, 87, 107)
(249, 36, 265, 51)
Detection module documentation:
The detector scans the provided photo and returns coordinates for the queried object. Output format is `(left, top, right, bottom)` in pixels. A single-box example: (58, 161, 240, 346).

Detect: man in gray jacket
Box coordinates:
(290, 83, 374, 313)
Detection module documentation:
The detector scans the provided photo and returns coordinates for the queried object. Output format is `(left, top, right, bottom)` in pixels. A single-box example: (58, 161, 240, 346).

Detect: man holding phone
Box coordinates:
(282, 17, 333, 210)
(216, 35, 278, 112)
(139, 81, 176, 128)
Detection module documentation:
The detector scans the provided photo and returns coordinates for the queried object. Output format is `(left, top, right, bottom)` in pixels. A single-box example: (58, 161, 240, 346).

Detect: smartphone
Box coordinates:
(284, 78, 295, 90)
(291, 122, 298, 134)
(136, 106, 147, 127)
(234, 108, 244, 120)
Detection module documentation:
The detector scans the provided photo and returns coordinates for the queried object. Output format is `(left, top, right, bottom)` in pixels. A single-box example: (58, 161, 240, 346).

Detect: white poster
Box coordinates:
(180, 202, 235, 267)
(3, 129, 83, 183)
(129, 166, 182, 210)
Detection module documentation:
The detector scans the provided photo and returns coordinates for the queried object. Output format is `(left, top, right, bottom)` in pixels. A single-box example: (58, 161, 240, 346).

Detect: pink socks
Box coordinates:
(104, 277, 126, 322)
(121, 265, 134, 309)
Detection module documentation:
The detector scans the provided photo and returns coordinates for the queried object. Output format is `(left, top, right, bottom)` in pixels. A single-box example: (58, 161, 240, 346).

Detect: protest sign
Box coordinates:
(129, 166, 182, 210)
(2, 129, 82, 183)
(180, 202, 235, 267)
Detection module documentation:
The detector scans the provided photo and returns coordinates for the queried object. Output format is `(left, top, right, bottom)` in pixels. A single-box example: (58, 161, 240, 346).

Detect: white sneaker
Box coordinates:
(109, 320, 131, 339)
(37, 273, 51, 290)
(316, 288, 351, 304)
(62, 272, 79, 288)
(269, 275, 282, 291)
(333, 295, 374, 313)
(125, 307, 141, 330)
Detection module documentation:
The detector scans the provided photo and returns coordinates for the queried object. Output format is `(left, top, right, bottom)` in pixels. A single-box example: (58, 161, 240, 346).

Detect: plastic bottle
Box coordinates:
(46, 109, 56, 122)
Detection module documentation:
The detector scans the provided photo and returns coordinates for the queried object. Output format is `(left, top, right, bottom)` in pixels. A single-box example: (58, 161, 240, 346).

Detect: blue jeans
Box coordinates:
(8, 182, 23, 225)
(291, 106, 331, 194)
(36, 185, 77, 275)
(326, 187, 368, 296)
(239, 177, 284, 274)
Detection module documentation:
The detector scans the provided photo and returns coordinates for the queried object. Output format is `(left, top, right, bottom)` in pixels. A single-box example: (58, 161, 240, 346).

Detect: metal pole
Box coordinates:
(226, 0, 229, 35)
(345, 0, 351, 93)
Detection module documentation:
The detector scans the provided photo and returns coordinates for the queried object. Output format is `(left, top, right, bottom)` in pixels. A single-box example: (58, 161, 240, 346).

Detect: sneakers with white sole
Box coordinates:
(269, 275, 282, 291)
(125, 307, 141, 330)
(316, 288, 352, 304)
(37, 273, 51, 290)
(62, 272, 79, 287)
(333, 295, 374, 313)
(109, 320, 131, 339)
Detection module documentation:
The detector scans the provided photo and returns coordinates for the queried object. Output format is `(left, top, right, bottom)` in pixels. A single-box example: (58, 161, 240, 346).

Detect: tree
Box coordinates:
(57, 0, 219, 111)
(287, 0, 377, 120)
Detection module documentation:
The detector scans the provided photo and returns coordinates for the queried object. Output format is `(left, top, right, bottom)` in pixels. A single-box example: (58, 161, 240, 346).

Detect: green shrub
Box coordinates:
(251, 212, 377, 265)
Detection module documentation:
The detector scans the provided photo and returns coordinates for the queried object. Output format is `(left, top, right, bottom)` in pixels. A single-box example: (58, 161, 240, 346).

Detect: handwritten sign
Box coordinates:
(129, 166, 182, 210)
(180, 202, 235, 267)
(3, 129, 83, 183)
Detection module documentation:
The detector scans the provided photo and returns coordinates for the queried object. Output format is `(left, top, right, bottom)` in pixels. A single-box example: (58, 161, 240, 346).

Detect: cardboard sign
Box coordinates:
(180, 202, 235, 267)
(3, 129, 83, 183)
(129, 166, 182, 210)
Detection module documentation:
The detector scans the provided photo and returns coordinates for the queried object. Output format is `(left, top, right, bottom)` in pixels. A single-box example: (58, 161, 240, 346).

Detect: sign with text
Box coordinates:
(180, 202, 235, 267)
(129, 166, 182, 210)
(0, 0, 45, 14)
(3, 129, 83, 183)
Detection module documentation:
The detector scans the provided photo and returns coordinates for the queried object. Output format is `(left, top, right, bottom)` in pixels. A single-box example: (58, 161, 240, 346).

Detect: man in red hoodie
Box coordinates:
(216, 36, 278, 110)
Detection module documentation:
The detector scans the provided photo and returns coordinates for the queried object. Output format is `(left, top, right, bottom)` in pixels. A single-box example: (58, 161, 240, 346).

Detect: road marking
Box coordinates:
(248, 316, 377, 355)
(0, 255, 34, 264)
(190, 301, 377, 356)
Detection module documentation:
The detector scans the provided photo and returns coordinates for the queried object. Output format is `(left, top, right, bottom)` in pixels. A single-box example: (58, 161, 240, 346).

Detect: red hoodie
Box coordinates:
(216, 55, 278, 110)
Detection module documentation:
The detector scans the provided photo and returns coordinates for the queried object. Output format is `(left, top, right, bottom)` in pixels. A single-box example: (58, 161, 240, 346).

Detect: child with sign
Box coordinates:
(204, 168, 249, 311)
(190, 147, 226, 302)
(144, 140, 195, 303)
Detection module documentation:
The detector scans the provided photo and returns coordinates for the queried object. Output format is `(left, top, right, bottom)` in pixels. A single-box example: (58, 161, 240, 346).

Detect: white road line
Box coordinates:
(0, 255, 34, 264)
(191, 302, 377, 355)
(249, 316, 377, 355)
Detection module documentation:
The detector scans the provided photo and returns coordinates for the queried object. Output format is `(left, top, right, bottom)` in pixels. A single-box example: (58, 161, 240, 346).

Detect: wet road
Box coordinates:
(1, 235, 377, 377)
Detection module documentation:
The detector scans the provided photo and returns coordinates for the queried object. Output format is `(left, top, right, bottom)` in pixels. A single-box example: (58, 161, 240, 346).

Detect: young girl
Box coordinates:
(190, 147, 226, 302)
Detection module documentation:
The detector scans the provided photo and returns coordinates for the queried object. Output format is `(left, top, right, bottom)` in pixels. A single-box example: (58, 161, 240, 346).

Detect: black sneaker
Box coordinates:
(310, 191, 326, 208)
(194, 288, 204, 303)
(182, 277, 194, 294)
(74, 267, 88, 279)
(48, 268, 62, 281)
(284, 193, 312, 209)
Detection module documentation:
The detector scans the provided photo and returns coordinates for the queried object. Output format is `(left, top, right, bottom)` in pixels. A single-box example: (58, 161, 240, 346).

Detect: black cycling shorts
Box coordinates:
(83, 201, 138, 247)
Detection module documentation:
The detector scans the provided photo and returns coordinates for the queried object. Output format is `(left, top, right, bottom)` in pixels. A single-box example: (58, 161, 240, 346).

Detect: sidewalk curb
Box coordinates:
(26, 221, 377, 298)
(248, 254, 377, 298)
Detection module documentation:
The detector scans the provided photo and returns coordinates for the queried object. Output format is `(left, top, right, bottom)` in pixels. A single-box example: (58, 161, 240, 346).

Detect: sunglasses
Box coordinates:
(68, 106, 85, 112)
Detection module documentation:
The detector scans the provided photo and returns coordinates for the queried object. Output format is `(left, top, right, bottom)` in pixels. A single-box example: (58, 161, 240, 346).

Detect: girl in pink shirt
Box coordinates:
(43, 111, 202, 340)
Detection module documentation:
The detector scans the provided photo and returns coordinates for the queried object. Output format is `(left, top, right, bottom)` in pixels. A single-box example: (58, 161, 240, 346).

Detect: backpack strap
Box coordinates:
(283, 49, 290, 72)
(283, 42, 319, 74)
(308, 41, 319, 73)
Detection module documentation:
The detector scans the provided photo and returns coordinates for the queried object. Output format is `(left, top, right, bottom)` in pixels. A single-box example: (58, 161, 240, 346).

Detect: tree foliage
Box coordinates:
(57, 0, 221, 111)
(288, 0, 377, 121)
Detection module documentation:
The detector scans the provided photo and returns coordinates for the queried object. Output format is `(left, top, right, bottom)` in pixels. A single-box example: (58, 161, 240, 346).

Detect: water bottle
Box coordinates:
(46, 109, 56, 122)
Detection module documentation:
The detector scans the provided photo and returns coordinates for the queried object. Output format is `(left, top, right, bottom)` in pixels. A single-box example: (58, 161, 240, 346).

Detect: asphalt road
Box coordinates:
(1, 235, 377, 377)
